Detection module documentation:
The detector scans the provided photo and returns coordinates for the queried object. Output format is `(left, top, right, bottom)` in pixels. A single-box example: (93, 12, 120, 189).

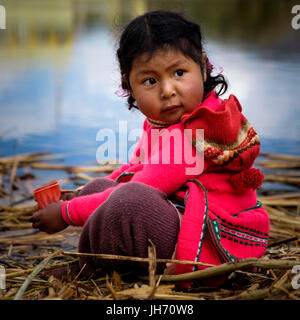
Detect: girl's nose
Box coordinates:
(160, 80, 176, 100)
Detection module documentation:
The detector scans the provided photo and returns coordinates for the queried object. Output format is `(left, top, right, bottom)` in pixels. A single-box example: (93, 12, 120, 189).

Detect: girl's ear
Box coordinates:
(202, 52, 207, 83)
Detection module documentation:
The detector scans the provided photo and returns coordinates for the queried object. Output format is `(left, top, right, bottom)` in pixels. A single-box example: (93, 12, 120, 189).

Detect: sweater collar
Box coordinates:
(146, 118, 171, 128)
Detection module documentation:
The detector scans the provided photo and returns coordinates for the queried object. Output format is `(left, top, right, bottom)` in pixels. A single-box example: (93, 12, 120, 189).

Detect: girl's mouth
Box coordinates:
(162, 105, 181, 113)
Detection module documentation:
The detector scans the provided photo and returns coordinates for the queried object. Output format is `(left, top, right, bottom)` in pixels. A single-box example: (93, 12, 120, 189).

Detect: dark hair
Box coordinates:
(117, 10, 228, 110)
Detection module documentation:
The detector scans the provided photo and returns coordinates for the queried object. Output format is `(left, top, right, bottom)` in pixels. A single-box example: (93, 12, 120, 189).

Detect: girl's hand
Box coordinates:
(60, 190, 78, 201)
(29, 202, 68, 234)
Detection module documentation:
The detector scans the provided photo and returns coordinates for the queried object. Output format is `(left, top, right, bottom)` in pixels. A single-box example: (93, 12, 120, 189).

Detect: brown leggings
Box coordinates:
(77, 178, 180, 277)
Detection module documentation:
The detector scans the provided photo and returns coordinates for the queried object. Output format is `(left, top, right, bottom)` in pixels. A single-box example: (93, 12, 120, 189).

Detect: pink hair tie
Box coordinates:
(114, 84, 130, 98)
(207, 59, 223, 76)
(115, 75, 130, 98)
(207, 59, 213, 72)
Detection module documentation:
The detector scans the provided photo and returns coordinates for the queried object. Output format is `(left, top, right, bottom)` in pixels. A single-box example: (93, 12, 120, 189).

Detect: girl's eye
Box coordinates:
(174, 69, 185, 77)
(143, 78, 156, 86)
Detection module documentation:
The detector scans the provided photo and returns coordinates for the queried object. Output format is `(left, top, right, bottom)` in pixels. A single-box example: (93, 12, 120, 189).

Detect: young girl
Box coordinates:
(30, 11, 269, 289)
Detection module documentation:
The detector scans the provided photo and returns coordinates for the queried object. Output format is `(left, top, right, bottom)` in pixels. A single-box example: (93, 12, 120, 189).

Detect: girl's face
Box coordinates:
(129, 48, 207, 124)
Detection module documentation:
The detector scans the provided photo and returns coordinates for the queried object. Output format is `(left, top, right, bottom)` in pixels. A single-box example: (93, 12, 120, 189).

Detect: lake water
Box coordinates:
(0, 0, 299, 189)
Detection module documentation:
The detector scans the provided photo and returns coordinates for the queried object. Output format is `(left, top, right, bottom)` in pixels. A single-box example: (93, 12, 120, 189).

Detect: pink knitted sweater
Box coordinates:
(61, 92, 269, 289)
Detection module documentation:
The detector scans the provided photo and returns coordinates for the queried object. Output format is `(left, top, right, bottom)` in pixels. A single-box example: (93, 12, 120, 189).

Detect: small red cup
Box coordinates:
(33, 181, 61, 210)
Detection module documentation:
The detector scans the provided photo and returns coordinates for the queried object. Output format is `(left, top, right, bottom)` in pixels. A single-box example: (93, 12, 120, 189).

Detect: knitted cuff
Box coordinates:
(61, 200, 77, 226)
